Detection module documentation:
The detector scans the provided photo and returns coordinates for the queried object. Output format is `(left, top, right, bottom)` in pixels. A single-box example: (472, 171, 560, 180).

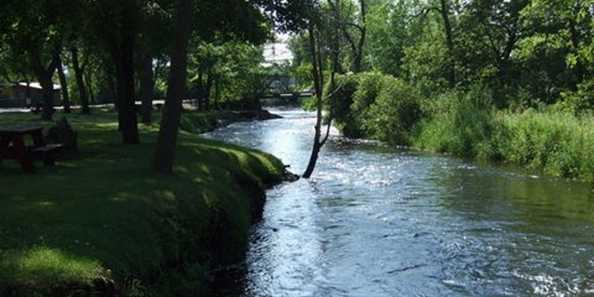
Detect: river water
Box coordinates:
(205, 108, 594, 297)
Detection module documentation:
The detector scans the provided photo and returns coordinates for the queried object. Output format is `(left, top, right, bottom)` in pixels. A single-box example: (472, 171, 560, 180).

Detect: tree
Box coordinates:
(153, 0, 193, 173)
(70, 46, 91, 114)
(153, 0, 272, 173)
(138, 3, 170, 124)
(330, 0, 368, 73)
(438, 0, 456, 86)
(84, 0, 143, 143)
(0, 0, 68, 120)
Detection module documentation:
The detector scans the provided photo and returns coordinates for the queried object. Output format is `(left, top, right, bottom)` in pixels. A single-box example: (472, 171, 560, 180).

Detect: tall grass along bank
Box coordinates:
(326, 72, 594, 183)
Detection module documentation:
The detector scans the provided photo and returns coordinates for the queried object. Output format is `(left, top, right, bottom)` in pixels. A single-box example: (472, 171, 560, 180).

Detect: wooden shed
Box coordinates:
(0, 82, 61, 108)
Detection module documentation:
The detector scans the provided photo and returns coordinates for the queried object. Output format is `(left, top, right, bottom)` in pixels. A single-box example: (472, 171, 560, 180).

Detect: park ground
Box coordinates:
(0, 109, 288, 296)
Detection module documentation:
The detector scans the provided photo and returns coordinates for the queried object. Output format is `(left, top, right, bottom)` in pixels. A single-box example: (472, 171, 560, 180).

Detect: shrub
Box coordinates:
(324, 74, 359, 131)
(300, 96, 316, 111)
(351, 72, 386, 114)
(323, 71, 387, 138)
(554, 79, 594, 115)
(498, 110, 594, 180)
(364, 76, 424, 145)
(347, 72, 388, 137)
(414, 85, 499, 158)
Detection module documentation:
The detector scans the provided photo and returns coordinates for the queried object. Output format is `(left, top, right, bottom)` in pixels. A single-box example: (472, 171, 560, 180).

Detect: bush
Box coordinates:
(414, 85, 499, 158)
(554, 79, 594, 115)
(498, 110, 594, 179)
(364, 76, 424, 145)
(344, 72, 388, 137)
(300, 96, 317, 111)
(324, 74, 359, 130)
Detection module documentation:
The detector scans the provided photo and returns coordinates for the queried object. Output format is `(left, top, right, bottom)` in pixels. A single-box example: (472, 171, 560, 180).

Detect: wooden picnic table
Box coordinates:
(0, 125, 61, 173)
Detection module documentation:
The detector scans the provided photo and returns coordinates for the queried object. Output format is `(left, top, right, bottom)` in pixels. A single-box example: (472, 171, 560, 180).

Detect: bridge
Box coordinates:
(261, 91, 314, 100)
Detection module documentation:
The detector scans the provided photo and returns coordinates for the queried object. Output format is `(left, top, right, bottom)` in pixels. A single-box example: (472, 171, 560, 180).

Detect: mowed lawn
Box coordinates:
(0, 110, 285, 294)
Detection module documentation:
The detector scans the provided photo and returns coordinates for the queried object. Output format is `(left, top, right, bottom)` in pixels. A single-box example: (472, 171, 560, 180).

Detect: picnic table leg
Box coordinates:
(0, 136, 9, 165)
(12, 136, 34, 173)
(31, 129, 45, 147)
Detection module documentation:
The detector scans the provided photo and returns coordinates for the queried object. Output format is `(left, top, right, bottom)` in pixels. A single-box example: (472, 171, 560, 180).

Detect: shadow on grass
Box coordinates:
(0, 110, 286, 295)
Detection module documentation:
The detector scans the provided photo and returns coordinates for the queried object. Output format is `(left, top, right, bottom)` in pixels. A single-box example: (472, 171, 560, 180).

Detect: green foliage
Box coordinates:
(366, 0, 421, 75)
(324, 71, 423, 145)
(412, 87, 594, 182)
(300, 96, 316, 111)
(323, 73, 359, 132)
(402, 29, 450, 97)
(498, 110, 594, 180)
(188, 41, 268, 108)
(364, 76, 423, 145)
(347, 72, 386, 137)
(414, 86, 498, 158)
(554, 79, 594, 114)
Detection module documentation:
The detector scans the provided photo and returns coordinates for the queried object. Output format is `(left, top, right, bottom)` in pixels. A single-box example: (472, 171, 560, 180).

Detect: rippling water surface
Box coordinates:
(205, 108, 594, 297)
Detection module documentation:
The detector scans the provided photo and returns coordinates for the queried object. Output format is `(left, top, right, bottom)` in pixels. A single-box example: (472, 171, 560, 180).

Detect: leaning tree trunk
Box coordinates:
(71, 47, 90, 114)
(140, 52, 154, 124)
(56, 54, 71, 113)
(303, 24, 326, 179)
(153, 0, 193, 174)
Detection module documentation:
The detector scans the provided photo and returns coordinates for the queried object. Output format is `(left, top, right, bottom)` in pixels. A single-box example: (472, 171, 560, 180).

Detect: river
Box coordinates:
(205, 108, 594, 297)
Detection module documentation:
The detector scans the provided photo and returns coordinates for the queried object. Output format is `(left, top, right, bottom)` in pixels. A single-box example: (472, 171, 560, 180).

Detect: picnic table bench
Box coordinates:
(0, 125, 63, 173)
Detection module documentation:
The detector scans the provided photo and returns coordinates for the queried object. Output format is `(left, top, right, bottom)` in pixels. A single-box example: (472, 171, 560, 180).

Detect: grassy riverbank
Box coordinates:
(326, 72, 594, 183)
(0, 110, 287, 296)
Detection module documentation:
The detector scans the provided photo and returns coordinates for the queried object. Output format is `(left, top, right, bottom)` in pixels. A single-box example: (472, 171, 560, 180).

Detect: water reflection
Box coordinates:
(206, 108, 594, 297)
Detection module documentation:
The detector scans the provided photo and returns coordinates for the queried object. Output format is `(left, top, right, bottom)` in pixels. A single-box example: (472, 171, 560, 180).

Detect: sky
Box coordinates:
(262, 33, 294, 65)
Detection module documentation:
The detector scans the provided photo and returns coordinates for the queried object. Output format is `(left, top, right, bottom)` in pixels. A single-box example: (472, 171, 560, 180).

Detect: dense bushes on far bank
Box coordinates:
(325, 72, 594, 183)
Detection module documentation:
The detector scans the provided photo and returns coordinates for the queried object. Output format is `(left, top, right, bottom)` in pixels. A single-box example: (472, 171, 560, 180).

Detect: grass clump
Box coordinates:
(0, 110, 286, 296)
(498, 110, 594, 180)
(414, 86, 499, 159)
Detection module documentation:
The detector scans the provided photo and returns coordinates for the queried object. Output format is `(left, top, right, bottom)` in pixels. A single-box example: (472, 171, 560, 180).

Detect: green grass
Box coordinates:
(414, 103, 594, 183)
(497, 110, 594, 180)
(0, 110, 286, 296)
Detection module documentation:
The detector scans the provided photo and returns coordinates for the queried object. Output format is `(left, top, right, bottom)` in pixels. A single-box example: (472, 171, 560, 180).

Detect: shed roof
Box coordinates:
(17, 82, 61, 90)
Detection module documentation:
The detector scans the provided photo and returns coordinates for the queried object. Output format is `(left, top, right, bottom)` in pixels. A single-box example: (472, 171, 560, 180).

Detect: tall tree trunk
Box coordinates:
(205, 73, 214, 111)
(84, 70, 95, 104)
(439, 0, 456, 87)
(109, 74, 117, 107)
(196, 71, 204, 110)
(24, 79, 31, 107)
(214, 79, 220, 110)
(113, 40, 139, 144)
(38, 72, 55, 120)
(56, 53, 71, 113)
(30, 48, 59, 121)
(568, 18, 586, 88)
(153, 0, 193, 174)
(352, 0, 367, 73)
(140, 52, 154, 124)
(303, 24, 326, 179)
(71, 47, 90, 114)
(105, 1, 140, 144)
